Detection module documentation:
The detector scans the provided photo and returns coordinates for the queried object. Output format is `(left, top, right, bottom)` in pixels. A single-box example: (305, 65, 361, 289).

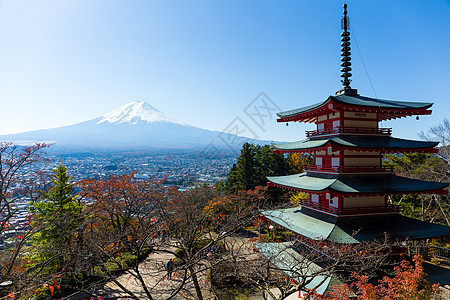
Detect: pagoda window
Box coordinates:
(316, 157, 323, 166)
(332, 120, 340, 128)
(331, 157, 340, 167)
(326, 194, 339, 208)
(317, 123, 325, 132)
(311, 194, 319, 203)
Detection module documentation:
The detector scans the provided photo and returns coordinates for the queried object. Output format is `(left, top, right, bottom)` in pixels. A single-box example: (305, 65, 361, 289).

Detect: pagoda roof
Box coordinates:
(261, 207, 450, 243)
(277, 94, 433, 122)
(267, 173, 448, 195)
(273, 136, 438, 153)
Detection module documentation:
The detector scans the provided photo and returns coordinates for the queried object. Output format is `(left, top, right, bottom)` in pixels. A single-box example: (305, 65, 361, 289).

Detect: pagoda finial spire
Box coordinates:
(336, 3, 358, 96)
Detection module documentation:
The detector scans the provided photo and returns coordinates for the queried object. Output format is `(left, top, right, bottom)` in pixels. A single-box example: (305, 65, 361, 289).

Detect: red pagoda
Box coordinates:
(258, 4, 450, 297)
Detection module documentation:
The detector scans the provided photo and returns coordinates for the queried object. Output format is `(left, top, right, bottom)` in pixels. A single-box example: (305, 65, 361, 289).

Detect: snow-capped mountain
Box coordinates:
(0, 101, 269, 153)
(97, 101, 184, 125)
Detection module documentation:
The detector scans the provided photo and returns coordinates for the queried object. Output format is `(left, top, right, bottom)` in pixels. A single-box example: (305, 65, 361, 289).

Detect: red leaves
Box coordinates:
(313, 255, 440, 300)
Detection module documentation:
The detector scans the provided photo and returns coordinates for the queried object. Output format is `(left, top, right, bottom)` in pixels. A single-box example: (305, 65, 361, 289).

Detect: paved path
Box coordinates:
(88, 230, 260, 299)
(94, 250, 215, 300)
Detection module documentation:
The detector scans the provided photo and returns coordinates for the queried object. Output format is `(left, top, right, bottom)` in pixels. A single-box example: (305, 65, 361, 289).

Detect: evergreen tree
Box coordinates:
(225, 143, 291, 192)
(29, 164, 85, 268)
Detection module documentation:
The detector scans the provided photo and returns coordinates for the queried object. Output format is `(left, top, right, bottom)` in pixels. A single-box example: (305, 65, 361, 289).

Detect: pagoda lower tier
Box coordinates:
(267, 173, 448, 217)
(261, 207, 450, 244)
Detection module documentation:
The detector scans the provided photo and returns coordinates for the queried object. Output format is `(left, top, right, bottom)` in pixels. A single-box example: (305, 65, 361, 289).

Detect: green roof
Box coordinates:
(277, 94, 433, 118)
(423, 262, 450, 285)
(261, 207, 358, 243)
(255, 242, 344, 295)
(267, 173, 448, 194)
(261, 207, 450, 243)
(274, 136, 438, 152)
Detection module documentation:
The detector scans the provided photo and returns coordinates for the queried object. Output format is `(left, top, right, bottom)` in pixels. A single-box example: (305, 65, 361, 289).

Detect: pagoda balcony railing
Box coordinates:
(300, 199, 400, 216)
(306, 127, 392, 137)
(306, 165, 393, 174)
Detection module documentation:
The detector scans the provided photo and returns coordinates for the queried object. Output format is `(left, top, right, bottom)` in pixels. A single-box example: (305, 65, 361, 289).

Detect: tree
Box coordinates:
(384, 153, 449, 225)
(29, 164, 85, 263)
(310, 255, 441, 300)
(214, 231, 398, 300)
(0, 142, 49, 230)
(76, 173, 169, 299)
(0, 142, 49, 299)
(420, 118, 450, 163)
(287, 152, 313, 174)
(72, 175, 265, 299)
(26, 164, 86, 298)
(225, 143, 291, 192)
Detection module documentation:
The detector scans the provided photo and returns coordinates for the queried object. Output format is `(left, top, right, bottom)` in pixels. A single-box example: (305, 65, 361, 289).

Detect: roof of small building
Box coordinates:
(261, 207, 450, 243)
(255, 241, 344, 295)
(273, 136, 438, 153)
(277, 94, 433, 119)
(267, 173, 448, 194)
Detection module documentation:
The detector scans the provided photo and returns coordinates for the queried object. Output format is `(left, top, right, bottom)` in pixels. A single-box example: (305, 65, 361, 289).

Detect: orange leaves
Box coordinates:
(48, 284, 55, 295)
(315, 255, 440, 300)
(53, 280, 61, 290)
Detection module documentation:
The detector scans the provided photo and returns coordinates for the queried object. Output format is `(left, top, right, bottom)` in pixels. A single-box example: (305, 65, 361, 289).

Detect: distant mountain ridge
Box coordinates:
(0, 101, 271, 153)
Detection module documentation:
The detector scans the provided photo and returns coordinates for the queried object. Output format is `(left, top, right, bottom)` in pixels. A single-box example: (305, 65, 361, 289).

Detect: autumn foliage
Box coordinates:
(310, 255, 440, 300)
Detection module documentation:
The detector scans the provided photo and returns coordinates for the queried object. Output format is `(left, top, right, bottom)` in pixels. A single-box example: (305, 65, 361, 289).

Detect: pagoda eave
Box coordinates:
(273, 136, 440, 154)
(273, 145, 438, 154)
(268, 181, 449, 196)
(267, 173, 449, 196)
(277, 96, 433, 123)
(260, 207, 450, 243)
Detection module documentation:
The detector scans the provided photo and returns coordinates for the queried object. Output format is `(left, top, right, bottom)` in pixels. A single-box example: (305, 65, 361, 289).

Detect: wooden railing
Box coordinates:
(300, 199, 400, 216)
(306, 127, 392, 137)
(306, 165, 393, 173)
(408, 245, 450, 262)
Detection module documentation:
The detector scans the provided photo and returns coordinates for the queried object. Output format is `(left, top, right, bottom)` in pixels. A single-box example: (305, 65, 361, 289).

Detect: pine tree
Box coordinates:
(29, 164, 85, 268)
(225, 143, 291, 192)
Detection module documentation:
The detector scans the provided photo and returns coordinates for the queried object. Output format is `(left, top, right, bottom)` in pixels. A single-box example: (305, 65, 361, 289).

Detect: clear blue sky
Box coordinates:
(0, 0, 449, 142)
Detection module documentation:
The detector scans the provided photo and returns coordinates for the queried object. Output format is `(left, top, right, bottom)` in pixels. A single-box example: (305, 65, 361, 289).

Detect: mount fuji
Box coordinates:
(1, 101, 268, 153)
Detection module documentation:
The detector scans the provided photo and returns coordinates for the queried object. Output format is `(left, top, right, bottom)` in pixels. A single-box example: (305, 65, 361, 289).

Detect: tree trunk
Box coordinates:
(189, 265, 204, 300)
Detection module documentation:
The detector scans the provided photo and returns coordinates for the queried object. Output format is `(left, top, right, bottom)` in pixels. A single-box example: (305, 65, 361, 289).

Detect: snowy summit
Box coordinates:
(97, 101, 184, 125)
